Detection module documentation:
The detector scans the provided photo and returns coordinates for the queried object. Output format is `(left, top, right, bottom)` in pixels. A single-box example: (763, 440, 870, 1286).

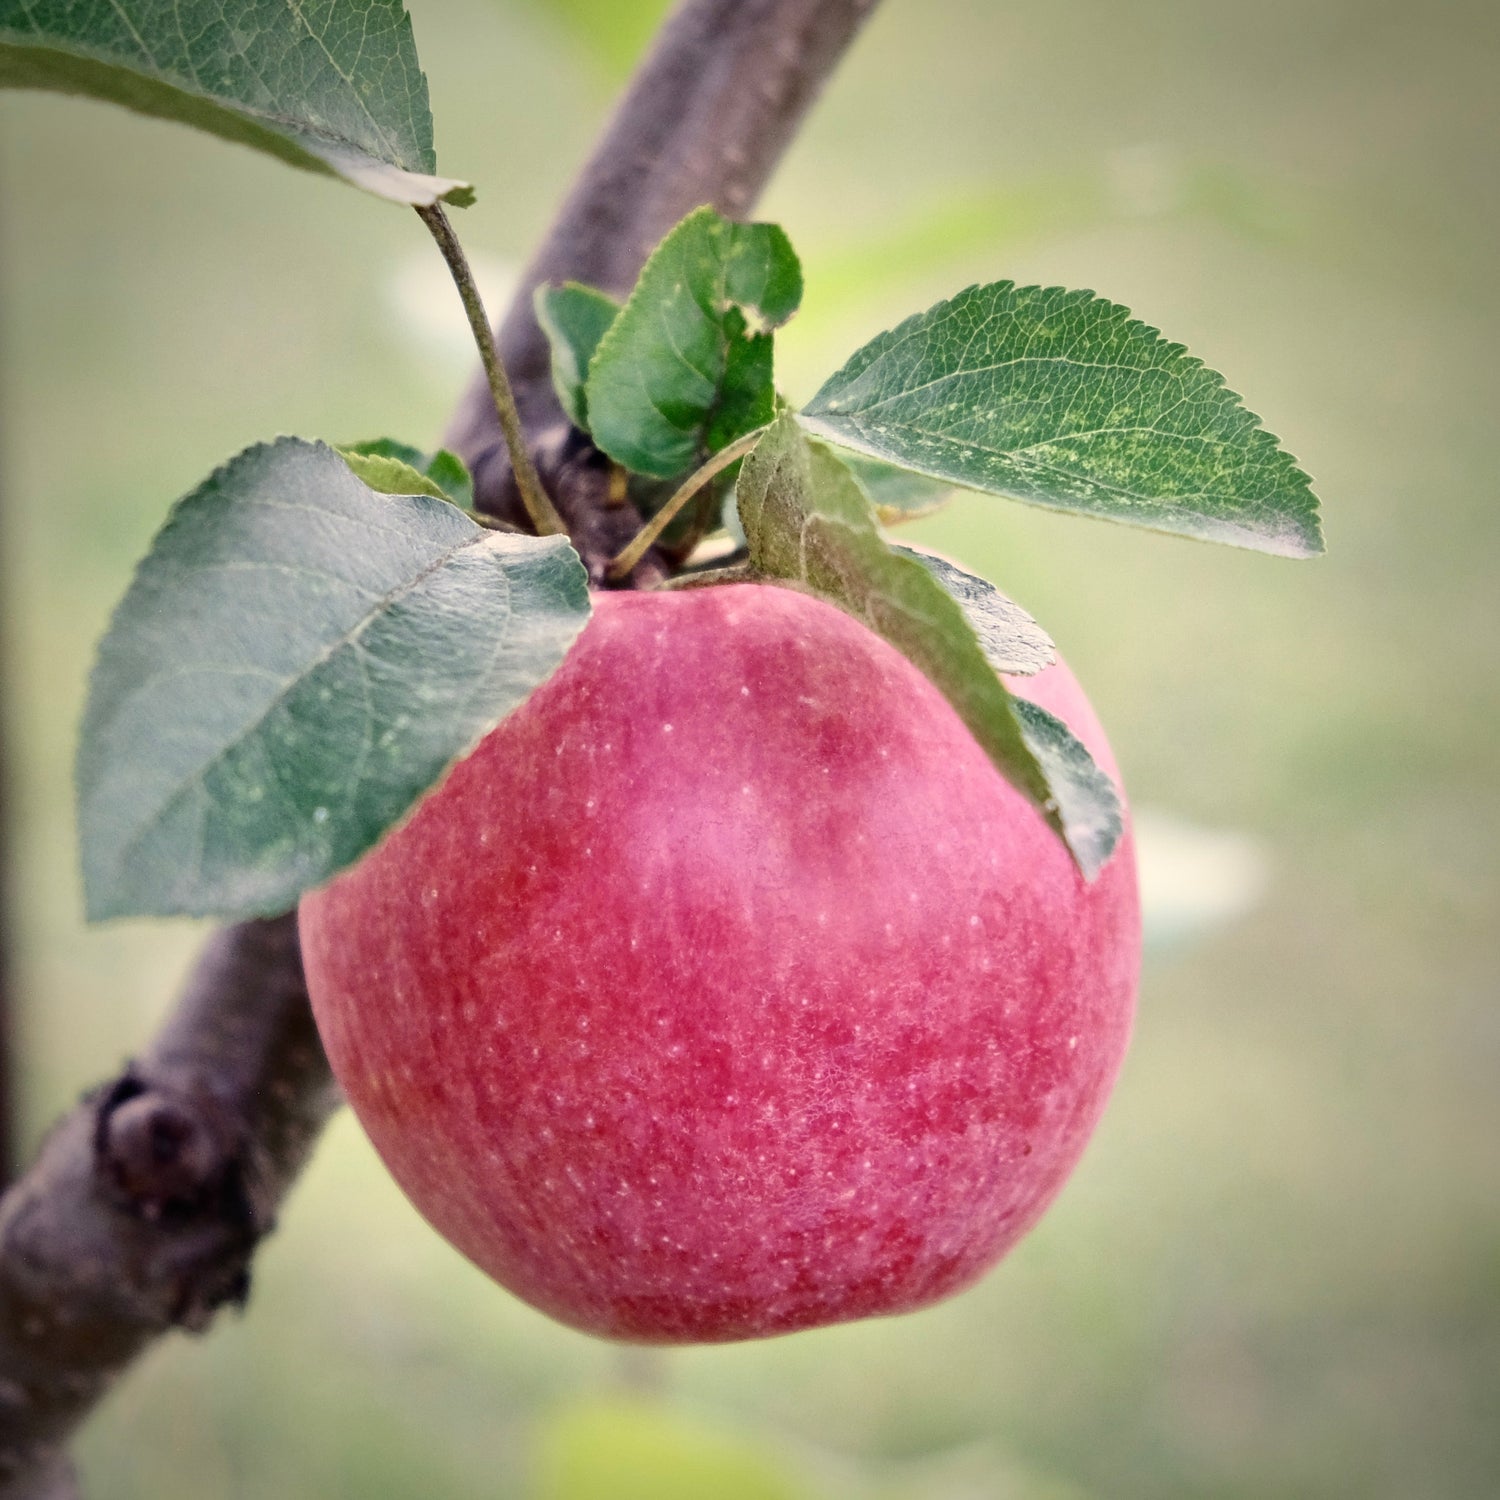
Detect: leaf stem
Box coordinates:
(607, 427, 766, 580)
(416, 205, 566, 537)
(656, 561, 758, 591)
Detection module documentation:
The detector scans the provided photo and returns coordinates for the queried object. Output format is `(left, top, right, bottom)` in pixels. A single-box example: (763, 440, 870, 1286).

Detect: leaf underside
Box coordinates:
(835, 449, 955, 523)
(1010, 698, 1125, 881)
(0, 0, 472, 206)
(888, 544, 1056, 677)
(801, 281, 1322, 557)
(78, 438, 589, 921)
(585, 206, 803, 478)
(737, 416, 1121, 877)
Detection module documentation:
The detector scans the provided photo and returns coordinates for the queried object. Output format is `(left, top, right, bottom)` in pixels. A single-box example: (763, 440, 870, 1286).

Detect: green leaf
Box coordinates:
(423, 450, 475, 510)
(586, 206, 802, 478)
(737, 417, 1121, 877)
(77, 438, 589, 921)
(707, 315, 774, 454)
(890, 543, 1056, 676)
(340, 439, 474, 508)
(343, 437, 428, 468)
(801, 282, 1322, 557)
(837, 449, 954, 523)
(0, 0, 472, 207)
(1011, 699, 1124, 882)
(534, 281, 621, 431)
(337, 448, 448, 503)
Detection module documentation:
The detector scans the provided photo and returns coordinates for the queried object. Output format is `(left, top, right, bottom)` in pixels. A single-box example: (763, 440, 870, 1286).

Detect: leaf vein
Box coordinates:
(103, 530, 494, 884)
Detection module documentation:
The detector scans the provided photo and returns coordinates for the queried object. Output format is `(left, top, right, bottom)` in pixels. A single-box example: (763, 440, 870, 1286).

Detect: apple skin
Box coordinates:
(299, 582, 1139, 1343)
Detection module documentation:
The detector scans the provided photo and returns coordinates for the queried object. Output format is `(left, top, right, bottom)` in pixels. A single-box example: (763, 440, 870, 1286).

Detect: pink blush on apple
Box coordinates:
(299, 583, 1139, 1343)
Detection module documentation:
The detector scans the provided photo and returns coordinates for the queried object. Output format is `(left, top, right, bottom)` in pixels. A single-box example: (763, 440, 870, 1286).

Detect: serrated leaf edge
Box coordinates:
(802, 280, 1324, 558)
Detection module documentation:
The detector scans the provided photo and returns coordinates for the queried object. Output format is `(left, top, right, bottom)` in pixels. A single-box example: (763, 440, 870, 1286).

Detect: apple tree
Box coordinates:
(0, 0, 1320, 1492)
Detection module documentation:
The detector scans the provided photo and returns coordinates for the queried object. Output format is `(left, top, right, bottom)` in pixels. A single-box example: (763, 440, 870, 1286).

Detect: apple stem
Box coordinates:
(416, 205, 568, 538)
(606, 427, 767, 581)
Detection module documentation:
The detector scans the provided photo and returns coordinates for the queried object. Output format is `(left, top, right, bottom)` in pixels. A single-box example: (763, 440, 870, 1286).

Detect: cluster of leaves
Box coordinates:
(1, 0, 1322, 922)
(528, 204, 1318, 884)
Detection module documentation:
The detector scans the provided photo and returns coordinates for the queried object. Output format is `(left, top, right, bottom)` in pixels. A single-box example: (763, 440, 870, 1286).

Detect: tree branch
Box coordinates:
(0, 918, 334, 1499)
(445, 0, 880, 581)
(0, 0, 882, 1492)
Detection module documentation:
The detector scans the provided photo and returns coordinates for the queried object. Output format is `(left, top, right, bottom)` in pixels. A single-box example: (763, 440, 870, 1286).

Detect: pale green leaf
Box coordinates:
(737, 417, 1121, 877)
(0, 0, 472, 206)
(535, 281, 621, 431)
(801, 282, 1322, 556)
(78, 438, 588, 920)
(337, 448, 449, 502)
(586, 206, 802, 478)
(341, 439, 473, 508)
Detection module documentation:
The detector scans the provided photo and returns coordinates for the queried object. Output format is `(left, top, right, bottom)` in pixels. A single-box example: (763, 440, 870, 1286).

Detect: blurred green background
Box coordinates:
(2, 0, 1497, 1495)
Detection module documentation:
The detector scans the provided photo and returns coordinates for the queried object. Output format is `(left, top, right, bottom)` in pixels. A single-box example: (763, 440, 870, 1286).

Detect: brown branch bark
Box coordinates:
(0, 0, 881, 1493)
(0, 918, 333, 1499)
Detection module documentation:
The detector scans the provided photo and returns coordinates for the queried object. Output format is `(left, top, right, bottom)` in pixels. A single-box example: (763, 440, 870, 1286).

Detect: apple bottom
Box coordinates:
(300, 583, 1140, 1343)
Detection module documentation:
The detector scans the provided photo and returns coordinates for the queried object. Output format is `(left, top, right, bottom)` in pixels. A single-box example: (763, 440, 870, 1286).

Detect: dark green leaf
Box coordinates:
(422, 450, 475, 510)
(0, 0, 472, 206)
(534, 281, 621, 431)
(78, 438, 589, 921)
(707, 313, 774, 454)
(344, 437, 427, 467)
(586, 206, 802, 478)
(889, 543, 1055, 676)
(341, 439, 473, 508)
(837, 449, 954, 523)
(737, 416, 1120, 877)
(801, 282, 1322, 557)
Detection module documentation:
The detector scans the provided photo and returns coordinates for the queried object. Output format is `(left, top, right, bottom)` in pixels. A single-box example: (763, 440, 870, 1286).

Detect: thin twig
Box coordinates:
(416, 204, 566, 537)
(607, 427, 765, 580)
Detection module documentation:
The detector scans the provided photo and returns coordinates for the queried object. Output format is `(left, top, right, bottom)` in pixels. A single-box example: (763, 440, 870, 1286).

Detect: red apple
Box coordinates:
(299, 582, 1139, 1343)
